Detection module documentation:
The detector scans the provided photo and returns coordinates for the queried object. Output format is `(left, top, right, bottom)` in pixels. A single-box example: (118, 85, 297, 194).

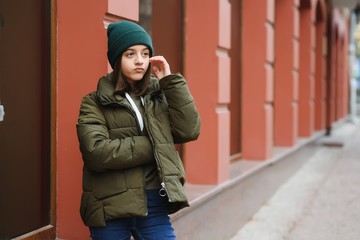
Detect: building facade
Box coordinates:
(0, 0, 352, 239)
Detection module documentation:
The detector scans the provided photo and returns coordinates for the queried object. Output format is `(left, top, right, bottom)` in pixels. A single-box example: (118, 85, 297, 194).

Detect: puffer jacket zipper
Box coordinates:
(143, 95, 170, 201)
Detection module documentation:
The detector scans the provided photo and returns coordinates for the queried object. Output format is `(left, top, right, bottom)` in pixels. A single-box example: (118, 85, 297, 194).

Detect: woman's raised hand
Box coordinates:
(149, 56, 171, 80)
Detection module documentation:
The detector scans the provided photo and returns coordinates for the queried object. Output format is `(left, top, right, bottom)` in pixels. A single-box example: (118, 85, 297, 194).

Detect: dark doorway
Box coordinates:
(0, 0, 51, 238)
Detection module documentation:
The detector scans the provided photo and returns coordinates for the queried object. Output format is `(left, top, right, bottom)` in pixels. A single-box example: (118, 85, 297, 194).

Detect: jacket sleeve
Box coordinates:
(159, 73, 201, 143)
(76, 94, 154, 172)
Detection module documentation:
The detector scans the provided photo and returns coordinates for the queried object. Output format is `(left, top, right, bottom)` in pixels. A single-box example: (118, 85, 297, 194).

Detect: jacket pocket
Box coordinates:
(80, 192, 105, 227)
(92, 170, 127, 199)
(165, 175, 188, 203)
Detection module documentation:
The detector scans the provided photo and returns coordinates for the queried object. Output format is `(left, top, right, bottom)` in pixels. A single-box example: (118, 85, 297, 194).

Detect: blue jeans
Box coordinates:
(89, 190, 176, 240)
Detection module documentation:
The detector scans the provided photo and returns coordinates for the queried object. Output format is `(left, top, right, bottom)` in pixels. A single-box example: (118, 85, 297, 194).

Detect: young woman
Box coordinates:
(76, 20, 201, 240)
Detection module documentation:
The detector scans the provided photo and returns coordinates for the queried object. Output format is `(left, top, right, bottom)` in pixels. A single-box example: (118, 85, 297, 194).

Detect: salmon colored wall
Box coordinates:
(335, 34, 350, 120)
(325, 8, 351, 130)
(336, 38, 343, 120)
(343, 28, 350, 118)
(298, 7, 314, 137)
(327, 26, 337, 128)
(274, 0, 299, 146)
(217, 0, 231, 182)
(314, 19, 326, 130)
(243, 0, 335, 156)
(242, 0, 274, 159)
(327, 9, 349, 128)
(57, 1, 139, 239)
(151, 0, 183, 74)
(313, 1, 327, 131)
(183, 0, 231, 184)
(229, 0, 242, 156)
(57, 1, 107, 239)
(107, 0, 139, 21)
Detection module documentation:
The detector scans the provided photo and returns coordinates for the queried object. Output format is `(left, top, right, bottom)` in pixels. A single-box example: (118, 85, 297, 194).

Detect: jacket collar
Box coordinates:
(96, 72, 160, 105)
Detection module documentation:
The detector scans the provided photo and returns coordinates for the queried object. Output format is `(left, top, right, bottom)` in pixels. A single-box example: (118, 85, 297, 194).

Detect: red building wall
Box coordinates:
(274, 0, 299, 146)
(57, 1, 107, 238)
(183, 0, 231, 184)
(242, 0, 275, 159)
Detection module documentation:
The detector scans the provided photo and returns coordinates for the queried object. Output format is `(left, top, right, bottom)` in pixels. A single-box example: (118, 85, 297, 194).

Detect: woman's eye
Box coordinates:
(142, 52, 150, 57)
(125, 52, 134, 57)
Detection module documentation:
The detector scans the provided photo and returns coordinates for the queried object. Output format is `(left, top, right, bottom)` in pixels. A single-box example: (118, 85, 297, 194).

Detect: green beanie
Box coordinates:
(107, 20, 154, 69)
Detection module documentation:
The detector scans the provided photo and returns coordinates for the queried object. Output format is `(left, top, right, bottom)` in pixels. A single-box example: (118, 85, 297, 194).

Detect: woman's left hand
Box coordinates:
(149, 56, 171, 80)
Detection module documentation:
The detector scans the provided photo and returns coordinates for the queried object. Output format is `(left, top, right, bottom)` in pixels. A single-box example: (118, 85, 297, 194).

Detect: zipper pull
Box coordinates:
(159, 182, 167, 197)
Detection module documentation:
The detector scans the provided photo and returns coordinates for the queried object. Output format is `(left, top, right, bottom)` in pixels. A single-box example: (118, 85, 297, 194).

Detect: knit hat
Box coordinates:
(107, 20, 153, 69)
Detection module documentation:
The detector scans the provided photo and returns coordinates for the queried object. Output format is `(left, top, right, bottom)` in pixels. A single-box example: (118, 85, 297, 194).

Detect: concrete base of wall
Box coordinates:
(171, 131, 327, 240)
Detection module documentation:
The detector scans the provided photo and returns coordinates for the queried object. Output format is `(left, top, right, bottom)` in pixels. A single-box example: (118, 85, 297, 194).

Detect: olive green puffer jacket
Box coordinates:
(76, 73, 200, 227)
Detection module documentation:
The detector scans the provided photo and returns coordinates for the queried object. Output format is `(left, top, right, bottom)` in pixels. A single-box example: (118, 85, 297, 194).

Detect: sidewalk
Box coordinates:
(230, 120, 360, 240)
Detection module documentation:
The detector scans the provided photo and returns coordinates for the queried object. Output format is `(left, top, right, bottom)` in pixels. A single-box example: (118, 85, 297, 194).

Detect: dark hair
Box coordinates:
(112, 59, 151, 96)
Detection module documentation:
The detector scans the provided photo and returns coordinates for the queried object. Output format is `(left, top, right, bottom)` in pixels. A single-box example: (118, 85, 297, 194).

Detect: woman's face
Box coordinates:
(120, 45, 150, 85)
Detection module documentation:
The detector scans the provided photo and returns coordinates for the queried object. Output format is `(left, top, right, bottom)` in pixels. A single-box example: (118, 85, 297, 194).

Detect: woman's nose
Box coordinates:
(135, 53, 144, 64)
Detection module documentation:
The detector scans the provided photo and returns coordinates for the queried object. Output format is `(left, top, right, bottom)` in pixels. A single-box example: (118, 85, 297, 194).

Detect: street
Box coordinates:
(231, 119, 360, 240)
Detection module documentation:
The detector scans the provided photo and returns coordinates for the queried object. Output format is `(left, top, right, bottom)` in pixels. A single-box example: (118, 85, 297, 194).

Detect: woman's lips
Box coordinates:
(134, 68, 144, 72)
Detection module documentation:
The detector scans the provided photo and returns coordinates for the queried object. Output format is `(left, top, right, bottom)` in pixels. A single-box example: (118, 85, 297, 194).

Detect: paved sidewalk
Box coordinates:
(230, 121, 360, 240)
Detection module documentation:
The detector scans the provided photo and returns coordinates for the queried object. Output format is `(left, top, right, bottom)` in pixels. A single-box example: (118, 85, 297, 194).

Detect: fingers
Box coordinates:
(149, 56, 171, 79)
(152, 66, 160, 74)
(152, 65, 165, 80)
(149, 55, 168, 65)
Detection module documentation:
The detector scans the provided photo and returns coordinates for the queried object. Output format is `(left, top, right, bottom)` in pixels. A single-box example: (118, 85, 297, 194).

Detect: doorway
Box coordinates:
(0, 0, 52, 238)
